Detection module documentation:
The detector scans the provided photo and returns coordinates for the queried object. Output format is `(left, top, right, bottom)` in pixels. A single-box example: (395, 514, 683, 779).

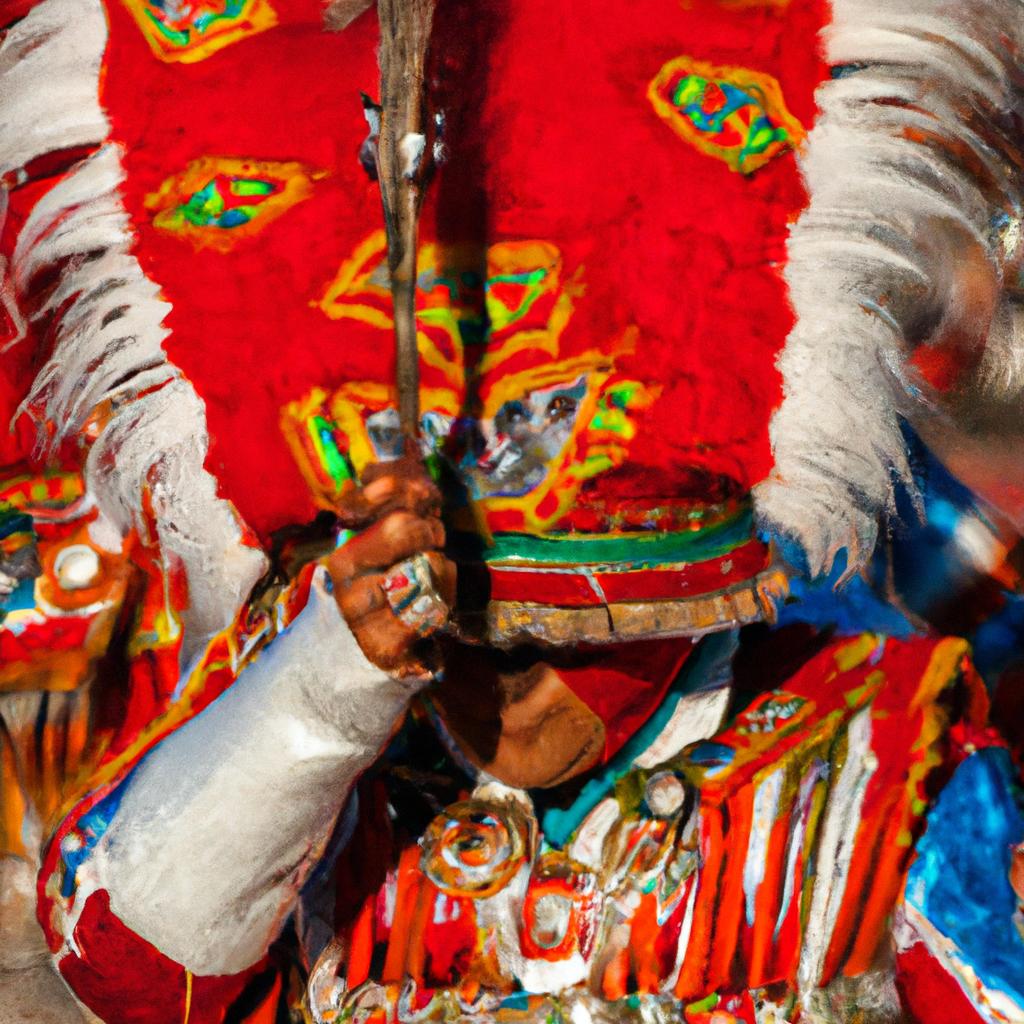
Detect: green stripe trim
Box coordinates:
(482, 507, 754, 568)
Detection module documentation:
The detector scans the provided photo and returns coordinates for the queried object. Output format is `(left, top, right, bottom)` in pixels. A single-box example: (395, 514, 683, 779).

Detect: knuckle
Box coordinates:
(325, 549, 355, 584)
(413, 485, 441, 514)
(363, 475, 397, 503)
(376, 630, 417, 667)
(359, 461, 389, 485)
(425, 551, 453, 582)
(338, 577, 382, 619)
(415, 518, 440, 549)
(382, 509, 418, 535)
(334, 491, 369, 524)
(380, 512, 435, 553)
(411, 476, 439, 501)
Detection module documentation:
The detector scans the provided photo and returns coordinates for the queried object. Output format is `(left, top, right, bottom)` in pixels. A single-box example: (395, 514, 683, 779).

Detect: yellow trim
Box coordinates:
(648, 55, 805, 174)
(122, 0, 277, 64)
(909, 636, 970, 714)
(896, 637, 972, 846)
(184, 969, 193, 1024)
(832, 633, 881, 673)
(145, 157, 326, 252)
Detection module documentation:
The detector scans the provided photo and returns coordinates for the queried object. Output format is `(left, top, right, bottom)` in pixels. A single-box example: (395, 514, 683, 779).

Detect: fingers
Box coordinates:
(333, 471, 442, 528)
(336, 552, 457, 623)
(335, 572, 389, 622)
(349, 606, 430, 676)
(334, 446, 441, 534)
(328, 512, 446, 582)
(324, 452, 453, 678)
(332, 548, 458, 678)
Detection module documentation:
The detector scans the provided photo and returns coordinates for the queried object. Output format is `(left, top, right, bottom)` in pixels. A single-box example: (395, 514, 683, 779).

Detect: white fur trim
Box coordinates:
(756, 0, 1024, 579)
(13, 145, 178, 434)
(3, 0, 266, 651)
(0, 0, 109, 178)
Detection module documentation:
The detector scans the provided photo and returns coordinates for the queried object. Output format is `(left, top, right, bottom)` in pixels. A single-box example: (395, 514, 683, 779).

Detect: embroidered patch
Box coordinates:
(120, 0, 277, 64)
(145, 157, 325, 251)
(292, 234, 656, 533)
(648, 56, 804, 174)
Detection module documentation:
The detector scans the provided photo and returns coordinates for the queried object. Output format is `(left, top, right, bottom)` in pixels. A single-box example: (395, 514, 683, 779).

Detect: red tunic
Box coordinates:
(86, 0, 828, 540)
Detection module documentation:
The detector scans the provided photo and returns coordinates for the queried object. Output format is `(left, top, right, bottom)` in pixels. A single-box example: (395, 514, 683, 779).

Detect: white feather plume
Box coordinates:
(756, 0, 1024, 580)
(2, 0, 266, 655)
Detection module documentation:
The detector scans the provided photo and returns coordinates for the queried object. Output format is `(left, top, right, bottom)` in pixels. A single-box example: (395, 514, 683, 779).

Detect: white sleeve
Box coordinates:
(84, 567, 427, 976)
(756, 0, 1024, 579)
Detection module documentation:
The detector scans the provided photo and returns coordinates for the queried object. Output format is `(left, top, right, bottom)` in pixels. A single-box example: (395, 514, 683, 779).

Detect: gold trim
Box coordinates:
(452, 567, 789, 647)
(183, 970, 193, 1024)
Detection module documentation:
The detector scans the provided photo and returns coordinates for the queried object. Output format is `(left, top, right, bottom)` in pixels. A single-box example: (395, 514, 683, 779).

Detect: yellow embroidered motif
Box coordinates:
(145, 157, 326, 252)
(649, 55, 804, 174)
(120, 0, 277, 64)
(290, 234, 656, 534)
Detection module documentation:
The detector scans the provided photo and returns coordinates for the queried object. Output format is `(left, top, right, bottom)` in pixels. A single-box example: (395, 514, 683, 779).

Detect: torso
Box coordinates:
(304, 633, 981, 1024)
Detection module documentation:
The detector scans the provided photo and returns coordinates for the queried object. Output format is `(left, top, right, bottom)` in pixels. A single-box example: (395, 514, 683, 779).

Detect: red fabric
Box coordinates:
(557, 638, 693, 759)
(94, 0, 829, 542)
(57, 889, 260, 1024)
(896, 940, 987, 1024)
(0, 0, 43, 28)
(486, 540, 770, 604)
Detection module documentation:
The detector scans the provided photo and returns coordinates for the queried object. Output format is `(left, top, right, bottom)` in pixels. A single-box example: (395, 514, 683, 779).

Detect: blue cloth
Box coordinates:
(905, 748, 1024, 1007)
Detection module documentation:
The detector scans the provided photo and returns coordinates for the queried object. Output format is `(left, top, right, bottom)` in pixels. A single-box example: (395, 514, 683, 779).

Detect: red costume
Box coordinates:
(3, 0, 1024, 1021)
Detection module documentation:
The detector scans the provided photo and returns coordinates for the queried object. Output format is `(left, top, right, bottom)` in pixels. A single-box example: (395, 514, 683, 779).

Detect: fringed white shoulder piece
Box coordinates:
(1, 0, 267, 655)
(756, 0, 1024, 580)
(0, 0, 110, 178)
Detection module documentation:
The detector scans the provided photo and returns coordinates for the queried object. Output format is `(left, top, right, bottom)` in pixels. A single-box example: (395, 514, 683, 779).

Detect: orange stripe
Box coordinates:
(601, 947, 630, 1001)
(0, 740, 28, 859)
(820, 787, 896, 981)
(404, 877, 436, 984)
(347, 894, 377, 989)
(844, 639, 971, 973)
(674, 803, 724, 1000)
(843, 787, 919, 975)
(381, 846, 422, 983)
(704, 787, 755, 993)
(746, 768, 796, 986)
(628, 893, 661, 993)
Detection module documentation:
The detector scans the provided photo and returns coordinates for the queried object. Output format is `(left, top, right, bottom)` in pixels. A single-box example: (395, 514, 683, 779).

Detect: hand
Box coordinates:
(325, 455, 457, 678)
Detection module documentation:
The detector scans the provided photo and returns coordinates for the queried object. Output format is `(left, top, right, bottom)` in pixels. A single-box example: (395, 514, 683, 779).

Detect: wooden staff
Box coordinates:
(375, 0, 436, 442)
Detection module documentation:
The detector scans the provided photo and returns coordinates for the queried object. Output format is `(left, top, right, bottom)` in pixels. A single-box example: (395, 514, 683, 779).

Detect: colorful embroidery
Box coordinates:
(279, 391, 357, 507)
(120, 0, 277, 64)
(0, 471, 134, 693)
(295, 234, 655, 533)
(302, 637, 981, 1021)
(648, 57, 804, 174)
(314, 231, 572, 375)
(145, 157, 325, 251)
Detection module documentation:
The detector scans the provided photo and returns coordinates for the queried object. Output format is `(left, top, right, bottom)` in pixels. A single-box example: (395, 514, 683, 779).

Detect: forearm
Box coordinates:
(757, 0, 1023, 576)
(75, 568, 424, 976)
